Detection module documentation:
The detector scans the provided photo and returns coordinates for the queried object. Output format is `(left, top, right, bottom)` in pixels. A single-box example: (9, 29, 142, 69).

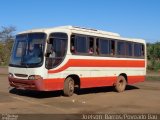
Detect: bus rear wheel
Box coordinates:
(64, 77, 75, 96)
(115, 75, 127, 92)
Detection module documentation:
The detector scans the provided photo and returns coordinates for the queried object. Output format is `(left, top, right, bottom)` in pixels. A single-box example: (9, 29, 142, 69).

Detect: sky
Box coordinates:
(0, 0, 160, 43)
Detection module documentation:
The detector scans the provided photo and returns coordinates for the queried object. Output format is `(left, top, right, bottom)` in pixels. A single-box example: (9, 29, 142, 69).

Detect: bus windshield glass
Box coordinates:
(9, 33, 46, 68)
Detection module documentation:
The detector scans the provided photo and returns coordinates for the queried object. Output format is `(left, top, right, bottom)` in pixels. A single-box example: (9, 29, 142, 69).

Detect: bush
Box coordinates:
(147, 42, 160, 71)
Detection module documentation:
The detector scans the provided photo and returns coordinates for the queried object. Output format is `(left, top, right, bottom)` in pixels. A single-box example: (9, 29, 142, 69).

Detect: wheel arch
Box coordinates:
(65, 74, 81, 88)
(119, 73, 128, 83)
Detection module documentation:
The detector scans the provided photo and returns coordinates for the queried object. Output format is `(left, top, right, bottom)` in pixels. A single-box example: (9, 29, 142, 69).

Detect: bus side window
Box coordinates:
(125, 42, 133, 57)
(99, 38, 109, 55)
(141, 44, 145, 56)
(48, 38, 56, 58)
(71, 35, 76, 53)
(117, 41, 126, 56)
(88, 37, 94, 55)
(110, 40, 115, 55)
(96, 38, 99, 55)
(75, 36, 88, 54)
(134, 43, 143, 57)
(45, 38, 53, 57)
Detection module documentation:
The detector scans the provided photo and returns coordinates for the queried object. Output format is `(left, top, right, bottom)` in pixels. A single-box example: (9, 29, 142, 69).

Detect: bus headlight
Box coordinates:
(28, 75, 43, 80)
(8, 73, 14, 78)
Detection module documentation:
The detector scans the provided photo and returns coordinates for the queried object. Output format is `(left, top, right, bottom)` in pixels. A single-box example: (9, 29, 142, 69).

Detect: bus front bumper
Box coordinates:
(8, 77, 64, 91)
(8, 77, 45, 91)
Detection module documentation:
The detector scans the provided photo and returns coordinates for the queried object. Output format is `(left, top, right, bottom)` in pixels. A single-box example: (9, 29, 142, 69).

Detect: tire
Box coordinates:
(115, 75, 127, 92)
(63, 77, 75, 96)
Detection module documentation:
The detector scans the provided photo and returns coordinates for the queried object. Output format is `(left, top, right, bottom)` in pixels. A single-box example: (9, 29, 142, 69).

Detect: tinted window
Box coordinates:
(70, 35, 94, 55)
(134, 43, 144, 57)
(75, 36, 87, 53)
(126, 42, 133, 56)
(45, 33, 68, 69)
(110, 40, 115, 55)
(99, 39, 109, 55)
(71, 35, 76, 53)
(96, 39, 99, 55)
(88, 37, 94, 55)
(117, 41, 125, 55)
(49, 33, 68, 57)
(142, 45, 145, 56)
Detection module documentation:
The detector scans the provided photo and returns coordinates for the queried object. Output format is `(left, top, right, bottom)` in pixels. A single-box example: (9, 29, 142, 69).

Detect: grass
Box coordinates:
(146, 70, 160, 81)
(146, 76, 160, 81)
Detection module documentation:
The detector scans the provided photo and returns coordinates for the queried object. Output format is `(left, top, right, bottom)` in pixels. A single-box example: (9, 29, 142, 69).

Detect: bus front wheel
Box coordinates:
(64, 77, 75, 96)
(115, 75, 127, 92)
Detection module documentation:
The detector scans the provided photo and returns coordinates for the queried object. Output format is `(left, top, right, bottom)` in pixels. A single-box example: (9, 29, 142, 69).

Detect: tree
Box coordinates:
(0, 26, 16, 65)
(0, 26, 16, 42)
(147, 42, 160, 71)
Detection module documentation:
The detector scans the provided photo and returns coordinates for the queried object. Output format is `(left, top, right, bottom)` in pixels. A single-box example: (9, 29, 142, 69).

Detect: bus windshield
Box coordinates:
(9, 33, 46, 68)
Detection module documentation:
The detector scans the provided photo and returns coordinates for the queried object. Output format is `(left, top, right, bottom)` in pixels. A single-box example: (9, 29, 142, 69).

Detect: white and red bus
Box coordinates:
(8, 26, 146, 96)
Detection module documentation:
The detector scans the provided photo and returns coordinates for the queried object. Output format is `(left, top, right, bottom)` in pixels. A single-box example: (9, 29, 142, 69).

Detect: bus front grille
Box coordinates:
(14, 74, 28, 78)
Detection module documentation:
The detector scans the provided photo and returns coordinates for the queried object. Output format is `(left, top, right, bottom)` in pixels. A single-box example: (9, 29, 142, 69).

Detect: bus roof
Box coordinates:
(18, 25, 145, 43)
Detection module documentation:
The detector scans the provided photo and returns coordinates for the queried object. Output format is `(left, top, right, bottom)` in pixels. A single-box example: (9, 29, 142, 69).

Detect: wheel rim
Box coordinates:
(69, 80, 74, 93)
(117, 79, 125, 90)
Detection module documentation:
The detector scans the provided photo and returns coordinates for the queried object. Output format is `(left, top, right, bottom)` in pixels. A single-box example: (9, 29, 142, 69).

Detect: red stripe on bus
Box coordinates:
(80, 76, 116, 88)
(48, 59, 145, 74)
(127, 76, 145, 84)
(80, 76, 145, 88)
(44, 75, 145, 90)
(44, 78, 64, 91)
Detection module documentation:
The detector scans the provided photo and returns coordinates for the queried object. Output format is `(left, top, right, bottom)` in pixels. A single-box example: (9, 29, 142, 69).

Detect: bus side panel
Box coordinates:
(127, 76, 145, 84)
(44, 78, 65, 91)
(80, 76, 116, 88)
(80, 75, 145, 88)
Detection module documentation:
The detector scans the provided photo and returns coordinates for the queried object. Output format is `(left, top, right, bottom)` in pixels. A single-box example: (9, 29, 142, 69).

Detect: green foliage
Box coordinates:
(0, 26, 15, 66)
(147, 42, 160, 71)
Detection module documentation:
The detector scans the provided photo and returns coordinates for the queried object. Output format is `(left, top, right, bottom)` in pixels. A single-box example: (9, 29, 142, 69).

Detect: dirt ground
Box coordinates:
(0, 67, 8, 75)
(0, 67, 160, 119)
